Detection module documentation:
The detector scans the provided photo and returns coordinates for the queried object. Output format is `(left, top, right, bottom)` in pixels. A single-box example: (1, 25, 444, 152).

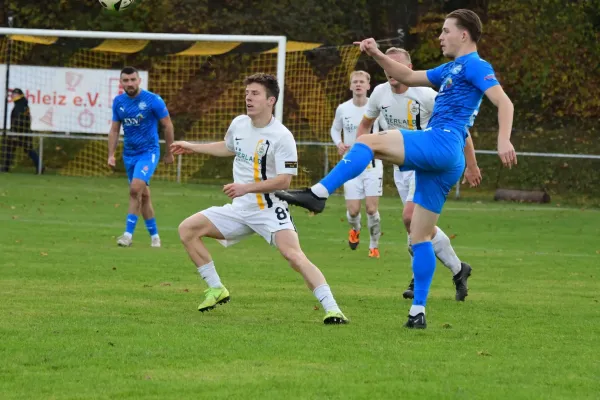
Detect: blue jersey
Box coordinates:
(112, 90, 169, 156)
(426, 52, 499, 138)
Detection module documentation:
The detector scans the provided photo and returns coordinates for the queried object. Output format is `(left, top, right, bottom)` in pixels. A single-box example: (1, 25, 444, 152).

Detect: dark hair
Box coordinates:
(446, 9, 483, 43)
(120, 66, 139, 76)
(12, 88, 24, 95)
(243, 73, 279, 103)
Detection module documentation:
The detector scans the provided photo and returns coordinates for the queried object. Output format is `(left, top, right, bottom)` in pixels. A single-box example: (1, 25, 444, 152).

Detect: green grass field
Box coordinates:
(1, 174, 599, 399)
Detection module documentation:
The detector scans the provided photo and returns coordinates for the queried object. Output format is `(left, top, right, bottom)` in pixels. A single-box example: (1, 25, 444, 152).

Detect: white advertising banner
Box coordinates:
(0, 65, 148, 134)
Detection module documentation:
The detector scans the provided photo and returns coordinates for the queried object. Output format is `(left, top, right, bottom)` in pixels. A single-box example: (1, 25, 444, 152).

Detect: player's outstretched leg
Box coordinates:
(274, 230, 348, 324)
(178, 213, 230, 312)
(275, 143, 375, 213)
(276, 131, 406, 213)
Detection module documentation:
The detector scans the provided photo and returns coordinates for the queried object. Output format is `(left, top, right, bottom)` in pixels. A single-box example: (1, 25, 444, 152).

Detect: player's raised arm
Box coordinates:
(355, 38, 433, 88)
(170, 140, 235, 157)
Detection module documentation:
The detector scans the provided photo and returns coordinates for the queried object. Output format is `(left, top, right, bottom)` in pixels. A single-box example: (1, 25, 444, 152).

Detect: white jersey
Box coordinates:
(224, 115, 298, 211)
(331, 99, 382, 169)
(365, 83, 437, 131)
(331, 99, 380, 147)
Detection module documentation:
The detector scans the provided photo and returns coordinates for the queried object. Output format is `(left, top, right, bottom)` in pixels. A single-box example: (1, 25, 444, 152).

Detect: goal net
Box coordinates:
(0, 29, 361, 187)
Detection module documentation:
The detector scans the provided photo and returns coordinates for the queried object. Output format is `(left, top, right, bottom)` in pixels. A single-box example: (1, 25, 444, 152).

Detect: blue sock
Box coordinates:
(145, 217, 158, 236)
(125, 214, 138, 235)
(319, 143, 374, 194)
(412, 241, 437, 307)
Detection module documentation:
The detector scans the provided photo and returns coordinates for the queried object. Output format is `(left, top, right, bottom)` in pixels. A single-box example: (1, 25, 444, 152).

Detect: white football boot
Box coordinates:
(117, 235, 133, 247)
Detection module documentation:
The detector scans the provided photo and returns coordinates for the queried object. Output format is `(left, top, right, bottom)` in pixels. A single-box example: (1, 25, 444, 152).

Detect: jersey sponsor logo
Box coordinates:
(138, 101, 148, 110)
(381, 105, 391, 109)
(410, 103, 420, 115)
(123, 113, 144, 126)
(440, 77, 453, 93)
(284, 161, 298, 168)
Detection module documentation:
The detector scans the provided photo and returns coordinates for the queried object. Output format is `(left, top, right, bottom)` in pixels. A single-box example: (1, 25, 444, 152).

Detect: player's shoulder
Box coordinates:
(142, 90, 165, 103)
(113, 93, 128, 104)
(337, 99, 353, 110)
(373, 81, 391, 92)
(271, 118, 295, 140)
(231, 114, 250, 126)
(409, 86, 438, 98)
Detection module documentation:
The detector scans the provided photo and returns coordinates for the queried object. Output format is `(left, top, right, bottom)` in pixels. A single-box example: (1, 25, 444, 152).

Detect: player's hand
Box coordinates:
(170, 141, 194, 155)
(223, 183, 249, 199)
(336, 142, 350, 156)
(163, 153, 174, 164)
(498, 138, 517, 169)
(462, 164, 482, 187)
(353, 38, 381, 57)
(107, 155, 116, 168)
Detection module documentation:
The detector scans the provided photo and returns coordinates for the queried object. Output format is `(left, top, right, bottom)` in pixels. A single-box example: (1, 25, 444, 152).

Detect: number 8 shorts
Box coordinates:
(200, 203, 296, 247)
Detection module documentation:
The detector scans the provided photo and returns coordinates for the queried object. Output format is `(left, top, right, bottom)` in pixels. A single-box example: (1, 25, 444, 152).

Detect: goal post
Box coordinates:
(0, 28, 287, 121)
(0, 28, 362, 187)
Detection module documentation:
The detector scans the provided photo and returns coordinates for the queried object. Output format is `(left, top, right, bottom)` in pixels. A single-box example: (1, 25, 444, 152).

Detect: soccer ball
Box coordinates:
(99, 0, 135, 12)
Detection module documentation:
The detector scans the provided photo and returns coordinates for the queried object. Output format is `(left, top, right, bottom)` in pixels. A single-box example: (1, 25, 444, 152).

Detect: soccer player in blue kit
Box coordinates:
(108, 67, 175, 248)
(276, 9, 517, 328)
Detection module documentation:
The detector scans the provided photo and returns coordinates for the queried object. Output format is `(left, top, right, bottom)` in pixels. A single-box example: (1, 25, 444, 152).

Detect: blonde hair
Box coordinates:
(385, 47, 411, 63)
(349, 70, 370, 84)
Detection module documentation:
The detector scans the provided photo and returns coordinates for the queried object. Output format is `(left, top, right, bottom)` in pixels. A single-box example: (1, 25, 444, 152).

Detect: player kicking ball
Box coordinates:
(356, 48, 480, 301)
(331, 70, 383, 258)
(276, 10, 516, 329)
(108, 67, 174, 248)
(170, 73, 348, 325)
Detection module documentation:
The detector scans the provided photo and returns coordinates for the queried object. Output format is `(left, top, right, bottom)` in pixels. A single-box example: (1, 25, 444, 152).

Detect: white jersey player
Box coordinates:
(331, 70, 383, 258)
(357, 48, 482, 301)
(170, 73, 348, 324)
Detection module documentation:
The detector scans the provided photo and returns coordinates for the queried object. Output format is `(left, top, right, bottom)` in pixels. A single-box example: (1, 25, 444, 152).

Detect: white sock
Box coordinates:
(347, 211, 361, 231)
(123, 232, 132, 239)
(313, 284, 341, 313)
(409, 305, 425, 316)
(197, 261, 223, 288)
(367, 212, 381, 249)
(311, 183, 330, 198)
(432, 227, 461, 275)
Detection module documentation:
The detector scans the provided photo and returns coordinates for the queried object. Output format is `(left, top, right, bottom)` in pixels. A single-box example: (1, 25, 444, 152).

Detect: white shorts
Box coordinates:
(394, 167, 415, 204)
(200, 203, 295, 247)
(343, 160, 383, 200)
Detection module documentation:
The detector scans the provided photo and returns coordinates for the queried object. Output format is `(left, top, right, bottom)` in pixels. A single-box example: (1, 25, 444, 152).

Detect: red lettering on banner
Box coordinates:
(87, 92, 100, 107)
(73, 96, 83, 106)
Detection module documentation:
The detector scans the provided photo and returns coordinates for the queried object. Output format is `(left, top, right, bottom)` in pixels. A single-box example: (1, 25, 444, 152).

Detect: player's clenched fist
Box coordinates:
(107, 155, 116, 167)
(170, 141, 194, 155)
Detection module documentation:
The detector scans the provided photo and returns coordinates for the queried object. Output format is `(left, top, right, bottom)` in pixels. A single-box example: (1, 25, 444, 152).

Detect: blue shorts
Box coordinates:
(123, 151, 159, 185)
(399, 128, 465, 214)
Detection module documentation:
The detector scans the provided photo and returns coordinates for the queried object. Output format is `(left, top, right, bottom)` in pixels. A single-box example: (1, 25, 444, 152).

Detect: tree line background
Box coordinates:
(2, 0, 599, 201)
